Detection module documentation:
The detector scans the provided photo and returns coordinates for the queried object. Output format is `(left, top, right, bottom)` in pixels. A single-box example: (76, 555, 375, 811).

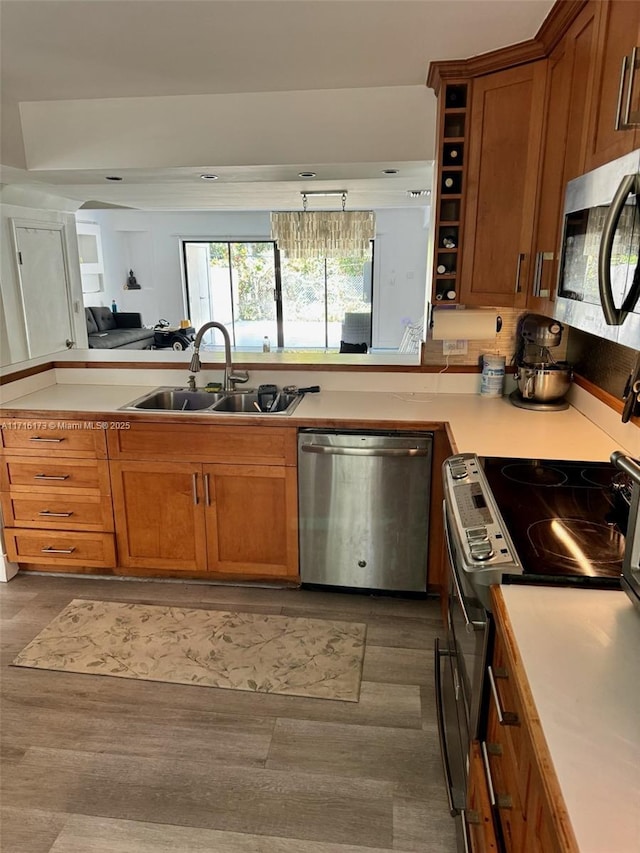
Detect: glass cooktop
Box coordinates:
(480, 457, 625, 587)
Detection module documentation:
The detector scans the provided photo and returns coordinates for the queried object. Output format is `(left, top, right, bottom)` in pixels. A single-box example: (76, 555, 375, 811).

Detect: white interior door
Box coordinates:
(12, 222, 74, 358)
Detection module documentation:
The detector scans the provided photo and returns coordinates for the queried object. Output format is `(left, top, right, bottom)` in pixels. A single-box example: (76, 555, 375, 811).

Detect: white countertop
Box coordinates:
(499, 586, 640, 853)
(0, 384, 630, 461)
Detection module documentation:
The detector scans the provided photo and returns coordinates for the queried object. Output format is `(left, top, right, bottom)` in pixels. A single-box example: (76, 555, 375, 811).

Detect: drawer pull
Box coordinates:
(38, 510, 74, 517)
(488, 665, 519, 726)
(34, 474, 70, 481)
(204, 473, 211, 506)
(481, 741, 513, 811)
(41, 546, 76, 554)
(29, 436, 65, 443)
(461, 809, 473, 853)
(192, 473, 199, 505)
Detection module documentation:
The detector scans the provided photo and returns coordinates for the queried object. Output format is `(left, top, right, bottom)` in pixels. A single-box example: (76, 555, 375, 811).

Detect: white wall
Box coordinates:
(372, 208, 430, 348)
(77, 207, 429, 348)
(22, 87, 433, 171)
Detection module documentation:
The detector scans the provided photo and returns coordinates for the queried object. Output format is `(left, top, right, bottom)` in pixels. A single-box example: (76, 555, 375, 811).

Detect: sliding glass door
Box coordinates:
(183, 240, 373, 349)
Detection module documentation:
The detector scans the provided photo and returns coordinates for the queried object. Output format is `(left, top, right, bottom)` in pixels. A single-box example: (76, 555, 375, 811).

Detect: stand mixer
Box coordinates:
(510, 314, 573, 411)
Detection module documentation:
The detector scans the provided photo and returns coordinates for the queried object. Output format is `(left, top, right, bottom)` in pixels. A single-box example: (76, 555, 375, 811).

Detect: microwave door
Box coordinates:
(598, 174, 640, 325)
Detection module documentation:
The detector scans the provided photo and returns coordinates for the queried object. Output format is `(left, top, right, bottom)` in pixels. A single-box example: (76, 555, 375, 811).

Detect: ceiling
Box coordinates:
(0, 0, 554, 211)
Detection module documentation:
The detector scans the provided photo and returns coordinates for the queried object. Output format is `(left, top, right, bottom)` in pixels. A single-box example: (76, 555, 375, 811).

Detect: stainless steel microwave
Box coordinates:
(555, 149, 640, 350)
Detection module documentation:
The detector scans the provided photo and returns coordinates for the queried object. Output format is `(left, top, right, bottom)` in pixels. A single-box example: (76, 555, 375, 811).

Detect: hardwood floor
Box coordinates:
(0, 575, 457, 853)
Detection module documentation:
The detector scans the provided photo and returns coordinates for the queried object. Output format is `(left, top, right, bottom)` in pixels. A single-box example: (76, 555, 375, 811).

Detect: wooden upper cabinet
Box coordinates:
(459, 62, 547, 307)
(528, 1, 599, 313)
(585, 0, 640, 170)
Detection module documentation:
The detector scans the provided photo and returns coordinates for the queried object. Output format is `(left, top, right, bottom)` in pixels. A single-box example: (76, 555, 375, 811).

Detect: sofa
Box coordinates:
(85, 307, 155, 350)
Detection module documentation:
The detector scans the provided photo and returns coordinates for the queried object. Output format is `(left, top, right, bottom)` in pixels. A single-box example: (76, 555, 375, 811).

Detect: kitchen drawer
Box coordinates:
(488, 639, 529, 794)
(0, 420, 107, 458)
(107, 423, 297, 466)
(0, 458, 111, 495)
(5, 529, 116, 568)
(483, 730, 527, 852)
(1, 492, 114, 532)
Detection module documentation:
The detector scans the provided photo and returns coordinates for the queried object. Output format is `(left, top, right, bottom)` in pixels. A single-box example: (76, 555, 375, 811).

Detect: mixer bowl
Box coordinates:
(516, 362, 573, 402)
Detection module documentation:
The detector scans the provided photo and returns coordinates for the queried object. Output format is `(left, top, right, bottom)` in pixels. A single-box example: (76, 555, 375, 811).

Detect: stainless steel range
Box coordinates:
(436, 451, 629, 851)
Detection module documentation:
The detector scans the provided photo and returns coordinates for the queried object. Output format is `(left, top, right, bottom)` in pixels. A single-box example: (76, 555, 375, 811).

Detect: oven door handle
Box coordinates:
(434, 637, 459, 817)
(443, 502, 485, 633)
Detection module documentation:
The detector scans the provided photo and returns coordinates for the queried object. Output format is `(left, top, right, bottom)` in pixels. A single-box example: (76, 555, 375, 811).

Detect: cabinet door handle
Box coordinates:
(204, 473, 211, 506)
(533, 251, 543, 297)
(192, 473, 199, 505)
(41, 546, 76, 554)
(38, 510, 73, 517)
(533, 251, 555, 298)
(34, 474, 69, 481)
(623, 46, 639, 128)
(514, 253, 525, 293)
(29, 436, 65, 443)
(487, 664, 519, 725)
(615, 54, 629, 130)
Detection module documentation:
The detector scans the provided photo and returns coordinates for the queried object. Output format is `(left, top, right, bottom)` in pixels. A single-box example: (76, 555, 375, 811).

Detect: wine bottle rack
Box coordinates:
(432, 81, 470, 304)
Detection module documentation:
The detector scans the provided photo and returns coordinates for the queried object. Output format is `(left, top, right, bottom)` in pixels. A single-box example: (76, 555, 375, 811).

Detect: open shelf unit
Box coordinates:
(431, 83, 470, 304)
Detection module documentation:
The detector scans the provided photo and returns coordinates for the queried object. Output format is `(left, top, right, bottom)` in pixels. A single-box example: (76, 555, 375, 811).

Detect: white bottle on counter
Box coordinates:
(480, 354, 505, 397)
(262, 336, 271, 352)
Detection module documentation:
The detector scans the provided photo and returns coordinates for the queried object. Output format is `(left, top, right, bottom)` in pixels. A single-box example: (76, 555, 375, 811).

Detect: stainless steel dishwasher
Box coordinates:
(298, 429, 432, 592)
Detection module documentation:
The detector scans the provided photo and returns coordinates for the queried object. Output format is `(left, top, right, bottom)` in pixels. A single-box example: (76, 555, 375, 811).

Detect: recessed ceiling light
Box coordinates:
(298, 171, 317, 178)
(105, 176, 123, 181)
(382, 169, 399, 175)
(200, 174, 219, 181)
(407, 189, 431, 198)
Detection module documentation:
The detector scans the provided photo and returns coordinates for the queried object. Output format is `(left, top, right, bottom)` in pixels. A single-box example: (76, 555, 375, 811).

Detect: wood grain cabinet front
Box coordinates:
(528, 1, 599, 313)
(0, 419, 115, 570)
(585, 0, 640, 171)
(459, 62, 547, 308)
(109, 426, 299, 581)
(482, 588, 579, 853)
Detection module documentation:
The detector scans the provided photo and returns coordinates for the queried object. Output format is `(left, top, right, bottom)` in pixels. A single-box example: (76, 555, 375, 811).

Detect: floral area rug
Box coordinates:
(11, 599, 367, 702)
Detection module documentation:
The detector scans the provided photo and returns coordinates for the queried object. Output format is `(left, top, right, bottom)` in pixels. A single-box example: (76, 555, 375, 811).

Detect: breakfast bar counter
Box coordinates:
(0, 384, 634, 462)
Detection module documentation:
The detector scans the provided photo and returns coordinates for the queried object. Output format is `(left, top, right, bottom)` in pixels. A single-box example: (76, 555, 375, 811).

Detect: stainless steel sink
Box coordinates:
(127, 389, 226, 411)
(210, 391, 300, 414)
(120, 387, 303, 415)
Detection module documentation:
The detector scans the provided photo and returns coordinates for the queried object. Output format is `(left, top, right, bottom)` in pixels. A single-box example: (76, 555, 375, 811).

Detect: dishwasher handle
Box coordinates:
(300, 444, 430, 457)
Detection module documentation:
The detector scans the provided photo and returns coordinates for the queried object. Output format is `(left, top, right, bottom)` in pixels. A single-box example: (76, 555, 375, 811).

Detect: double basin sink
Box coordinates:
(121, 387, 303, 415)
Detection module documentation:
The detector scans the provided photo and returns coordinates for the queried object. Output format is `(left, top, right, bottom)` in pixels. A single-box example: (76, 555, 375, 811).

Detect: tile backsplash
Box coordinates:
(566, 328, 638, 399)
(422, 307, 568, 367)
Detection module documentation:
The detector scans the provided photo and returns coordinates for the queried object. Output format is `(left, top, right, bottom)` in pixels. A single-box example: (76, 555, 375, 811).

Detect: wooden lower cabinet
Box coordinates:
(110, 459, 298, 580)
(0, 421, 115, 570)
(482, 588, 579, 853)
(110, 461, 208, 573)
(204, 463, 298, 578)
